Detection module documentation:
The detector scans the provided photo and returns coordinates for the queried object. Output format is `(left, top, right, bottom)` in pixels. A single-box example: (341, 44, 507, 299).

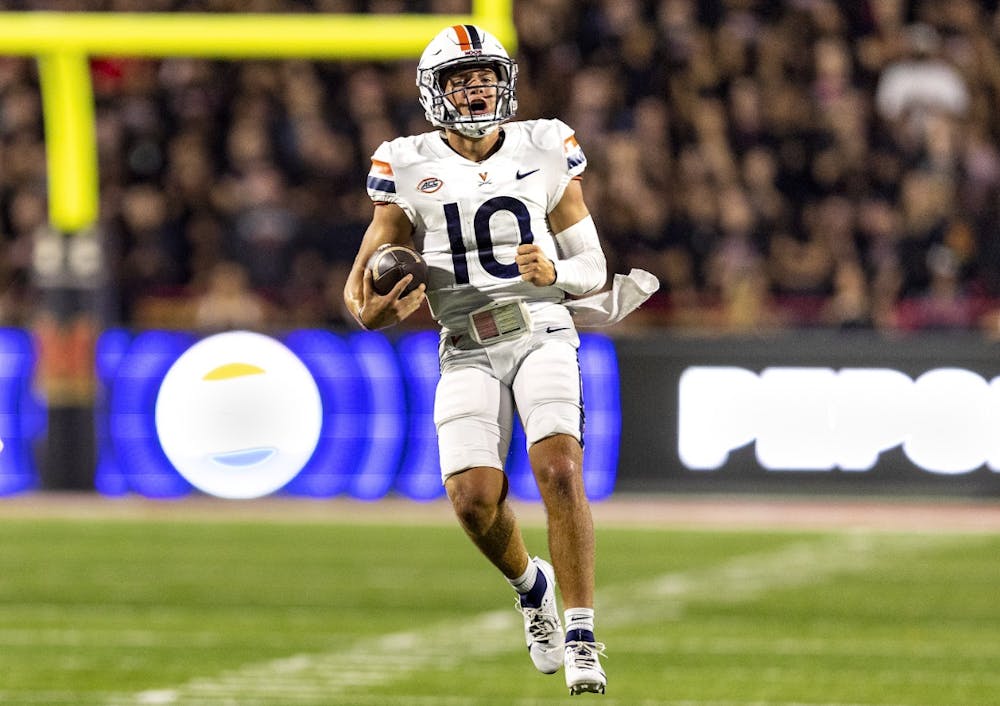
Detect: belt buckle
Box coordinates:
(468, 301, 532, 345)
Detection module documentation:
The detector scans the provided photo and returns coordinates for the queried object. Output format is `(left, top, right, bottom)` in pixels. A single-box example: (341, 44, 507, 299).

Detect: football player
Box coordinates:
(345, 24, 617, 695)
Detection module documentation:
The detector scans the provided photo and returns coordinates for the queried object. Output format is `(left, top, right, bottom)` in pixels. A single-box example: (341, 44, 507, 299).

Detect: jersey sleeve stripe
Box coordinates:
(563, 134, 586, 172)
(370, 158, 394, 176)
(366, 175, 396, 193)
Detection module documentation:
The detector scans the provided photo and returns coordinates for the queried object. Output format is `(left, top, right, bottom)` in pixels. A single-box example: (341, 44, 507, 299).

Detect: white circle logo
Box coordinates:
(154, 331, 322, 499)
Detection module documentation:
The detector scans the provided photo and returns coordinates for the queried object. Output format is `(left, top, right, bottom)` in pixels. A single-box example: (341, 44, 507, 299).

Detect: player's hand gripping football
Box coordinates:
(358, 268, 426, 330)
(516, 244, 556, 287)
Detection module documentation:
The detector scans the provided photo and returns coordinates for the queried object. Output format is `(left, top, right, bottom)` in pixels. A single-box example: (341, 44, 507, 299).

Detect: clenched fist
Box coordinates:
(515, 243, 556, 287)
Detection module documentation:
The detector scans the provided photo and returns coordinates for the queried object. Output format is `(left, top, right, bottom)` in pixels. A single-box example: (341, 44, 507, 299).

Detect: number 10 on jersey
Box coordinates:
(444, 196, 535, 284)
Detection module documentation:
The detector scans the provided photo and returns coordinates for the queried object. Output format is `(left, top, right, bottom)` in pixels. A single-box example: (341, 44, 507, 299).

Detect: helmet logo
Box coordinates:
(417, 177, 443, 193)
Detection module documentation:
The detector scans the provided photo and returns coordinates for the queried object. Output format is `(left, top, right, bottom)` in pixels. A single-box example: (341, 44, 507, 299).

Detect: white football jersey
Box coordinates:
(366, 119, 587, 331)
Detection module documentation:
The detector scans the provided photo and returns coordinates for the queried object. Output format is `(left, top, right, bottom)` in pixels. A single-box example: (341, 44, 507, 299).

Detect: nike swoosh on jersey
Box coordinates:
(545, 326, 570, 333)
(516, 168, 540, 180)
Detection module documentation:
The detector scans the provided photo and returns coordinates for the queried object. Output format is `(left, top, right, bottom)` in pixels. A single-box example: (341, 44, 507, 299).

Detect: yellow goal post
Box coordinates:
(0, 1, 516, 233)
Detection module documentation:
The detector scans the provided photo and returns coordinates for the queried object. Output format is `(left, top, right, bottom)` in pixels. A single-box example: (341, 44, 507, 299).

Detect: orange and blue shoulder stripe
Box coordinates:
(563, 134, 586, 171)
(367, 158, 396, 194)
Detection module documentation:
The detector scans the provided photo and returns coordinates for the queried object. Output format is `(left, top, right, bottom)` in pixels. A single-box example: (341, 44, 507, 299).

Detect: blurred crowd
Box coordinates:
(4, 0, 1000, 336)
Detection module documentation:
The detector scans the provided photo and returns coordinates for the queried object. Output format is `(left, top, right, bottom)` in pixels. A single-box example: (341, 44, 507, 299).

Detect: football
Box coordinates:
(366, 244, 428, 296)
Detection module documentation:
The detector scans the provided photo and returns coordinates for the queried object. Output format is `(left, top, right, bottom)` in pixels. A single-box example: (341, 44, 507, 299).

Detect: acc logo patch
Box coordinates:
(417, 177, 443, 193)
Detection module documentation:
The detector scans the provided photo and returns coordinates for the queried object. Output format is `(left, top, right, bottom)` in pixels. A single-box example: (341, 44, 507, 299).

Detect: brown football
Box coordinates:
(366, 244, 428, 296)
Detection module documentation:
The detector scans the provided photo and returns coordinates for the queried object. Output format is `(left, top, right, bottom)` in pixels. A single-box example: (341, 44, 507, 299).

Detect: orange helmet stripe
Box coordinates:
(452, 24, 473, 51)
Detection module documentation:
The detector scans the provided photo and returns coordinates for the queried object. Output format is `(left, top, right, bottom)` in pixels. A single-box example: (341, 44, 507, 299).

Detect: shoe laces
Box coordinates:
(566, 640, 607, 669)
(515, 600, 561, 642)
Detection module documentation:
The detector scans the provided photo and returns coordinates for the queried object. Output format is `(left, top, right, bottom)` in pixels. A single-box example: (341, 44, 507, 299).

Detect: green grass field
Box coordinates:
(0, 507, 997, 706)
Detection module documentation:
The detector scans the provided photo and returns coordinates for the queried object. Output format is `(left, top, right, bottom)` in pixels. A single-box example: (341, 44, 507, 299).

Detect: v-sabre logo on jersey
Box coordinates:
(678, 365, 1000, 475)
(477, 171, 492, 187)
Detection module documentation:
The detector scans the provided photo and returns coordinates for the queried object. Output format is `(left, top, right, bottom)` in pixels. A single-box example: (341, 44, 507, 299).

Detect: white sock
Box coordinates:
(507, 557, 538, 594)
(564, 607, 595, 636)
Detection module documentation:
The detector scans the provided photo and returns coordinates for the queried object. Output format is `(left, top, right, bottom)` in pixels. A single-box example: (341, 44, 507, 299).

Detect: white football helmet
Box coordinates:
(417, 24, 518, 139)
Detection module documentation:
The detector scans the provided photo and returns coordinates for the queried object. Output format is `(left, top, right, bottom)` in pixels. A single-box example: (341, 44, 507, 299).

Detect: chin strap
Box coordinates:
(552, 215, 607, 296)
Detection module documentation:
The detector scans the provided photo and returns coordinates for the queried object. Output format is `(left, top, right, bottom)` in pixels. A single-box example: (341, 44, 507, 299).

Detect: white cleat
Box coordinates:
(515, 557, 564, 674)
(565, 639, 607, 695)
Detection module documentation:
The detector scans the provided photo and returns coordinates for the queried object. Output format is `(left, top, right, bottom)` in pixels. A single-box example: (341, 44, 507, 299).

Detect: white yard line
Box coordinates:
(601, 532, 941, 625)
(90, 532, 958, 706)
